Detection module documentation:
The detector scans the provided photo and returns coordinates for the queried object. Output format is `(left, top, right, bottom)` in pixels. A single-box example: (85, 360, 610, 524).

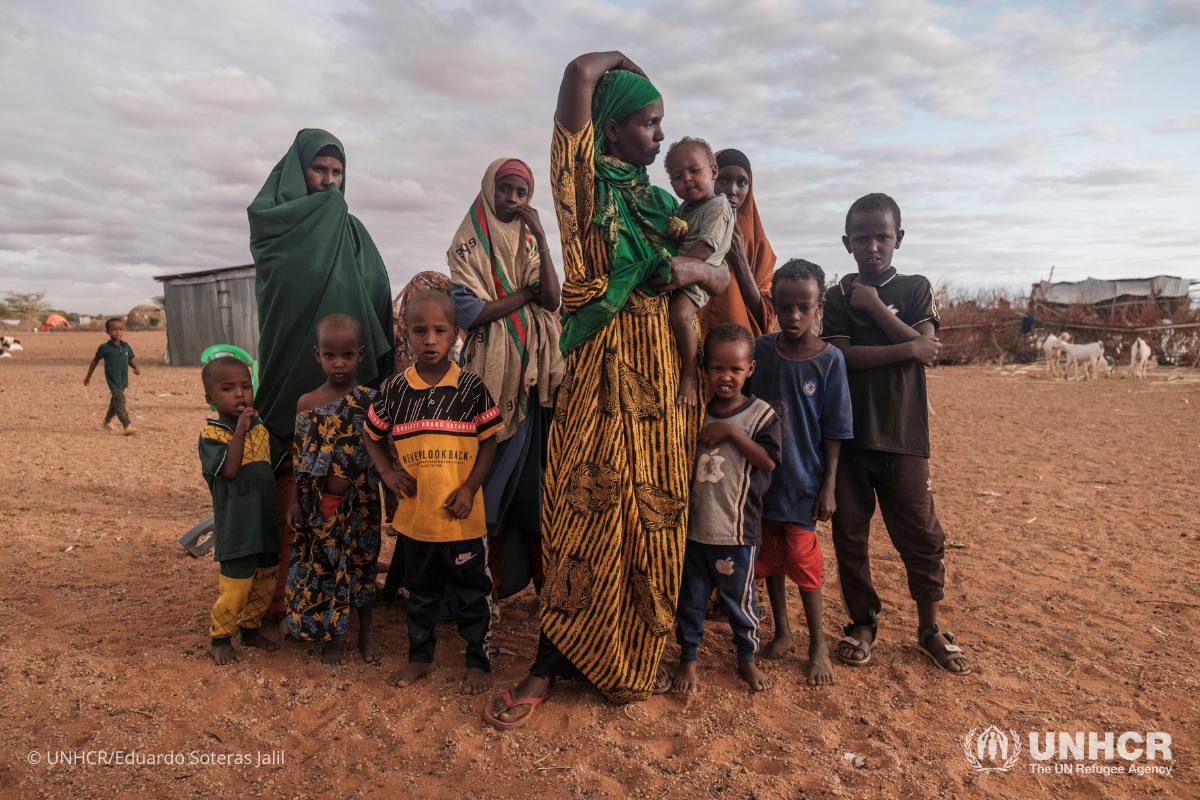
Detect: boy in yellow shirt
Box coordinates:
(364, 291, 500, 694)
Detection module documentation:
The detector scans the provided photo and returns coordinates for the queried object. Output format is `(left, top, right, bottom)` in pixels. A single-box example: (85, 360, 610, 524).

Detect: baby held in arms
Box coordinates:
(663, 136, 735, 406)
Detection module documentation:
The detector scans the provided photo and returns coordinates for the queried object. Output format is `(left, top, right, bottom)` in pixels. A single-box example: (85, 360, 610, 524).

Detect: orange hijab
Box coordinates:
(698, 148, 777, 338)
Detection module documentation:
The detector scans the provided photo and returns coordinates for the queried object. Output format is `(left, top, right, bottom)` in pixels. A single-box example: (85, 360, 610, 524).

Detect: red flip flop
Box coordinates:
(482, 688, 549, 730)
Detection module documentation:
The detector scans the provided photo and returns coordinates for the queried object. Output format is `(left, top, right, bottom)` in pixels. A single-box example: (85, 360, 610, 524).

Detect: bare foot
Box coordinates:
(806, 640, 834, 686)
(358, 629, 383, 664)
(759, 632, 795, 660)
(322, 637, 347, 666)
(122, 425, 137, 435)
(242, 631, 280, 652)
(209, 642, 241, 666)
(388, 660, 435, 688)
(462, 667, 492, 695)
(738, 660, 771, 691)
(488, 674, 553, 724)
(675, 371, 698, 406)
(672, 660, 701, 692)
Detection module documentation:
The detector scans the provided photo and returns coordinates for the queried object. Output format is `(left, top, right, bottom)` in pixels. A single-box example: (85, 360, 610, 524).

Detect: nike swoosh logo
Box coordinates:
(455, 553, 475, 566)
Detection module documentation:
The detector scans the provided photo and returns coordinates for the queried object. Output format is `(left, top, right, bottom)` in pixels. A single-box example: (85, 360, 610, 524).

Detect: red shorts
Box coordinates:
(755, 519, 823, 591)
(320, 493, 344, 521)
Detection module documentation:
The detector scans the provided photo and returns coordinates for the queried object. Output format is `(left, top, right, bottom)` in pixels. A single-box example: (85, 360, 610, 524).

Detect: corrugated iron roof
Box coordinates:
(1034, 275, 1194, 305)
(154, 264, 254, 282)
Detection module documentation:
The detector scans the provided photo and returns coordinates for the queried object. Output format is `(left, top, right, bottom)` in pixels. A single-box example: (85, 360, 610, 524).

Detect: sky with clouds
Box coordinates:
(2, 0, 1198, 314)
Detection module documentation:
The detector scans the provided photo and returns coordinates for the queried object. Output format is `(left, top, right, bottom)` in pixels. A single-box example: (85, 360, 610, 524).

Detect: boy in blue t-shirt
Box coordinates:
(747, 260, 853, 686)
(84, 318, 140, 434)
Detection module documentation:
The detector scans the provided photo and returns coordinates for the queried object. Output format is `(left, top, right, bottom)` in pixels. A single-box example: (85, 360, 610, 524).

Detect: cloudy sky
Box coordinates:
(2, 0, 1198, 314)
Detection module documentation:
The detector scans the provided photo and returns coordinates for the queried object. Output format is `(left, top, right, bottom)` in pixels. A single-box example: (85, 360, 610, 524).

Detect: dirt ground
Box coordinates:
(1, 331, 1197, 800)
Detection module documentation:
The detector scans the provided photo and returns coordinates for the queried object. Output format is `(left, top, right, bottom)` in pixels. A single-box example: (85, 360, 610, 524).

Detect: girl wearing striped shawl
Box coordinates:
(448, 158, 563, 600)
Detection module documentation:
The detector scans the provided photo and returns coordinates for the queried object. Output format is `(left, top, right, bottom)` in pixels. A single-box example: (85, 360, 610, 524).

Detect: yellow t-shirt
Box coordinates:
(366, 363, 500, 542)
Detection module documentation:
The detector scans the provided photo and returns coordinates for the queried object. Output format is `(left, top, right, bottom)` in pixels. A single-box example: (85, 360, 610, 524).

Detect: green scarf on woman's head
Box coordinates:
(262, 128, 347, 203)
(559, 71, 678, 353)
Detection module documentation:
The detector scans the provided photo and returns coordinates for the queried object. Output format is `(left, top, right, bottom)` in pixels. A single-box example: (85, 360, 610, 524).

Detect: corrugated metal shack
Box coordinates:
(154, 265, 257, 366)
(1032, 275, 1195, 314)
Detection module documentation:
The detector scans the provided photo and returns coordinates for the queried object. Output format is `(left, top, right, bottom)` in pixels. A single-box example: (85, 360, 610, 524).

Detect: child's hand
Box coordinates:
(848, 282, 881, 311)
(667, 217, 688, 241)
(698, 421, 735, 448)
(814, 481, 837, 523)
(133, 367, 141, 376)
(908, 334, 942, 368)
(285, 500, 302, 531)
(444, 485, 474, 520)
(235, 407, 258, 433)
(382, 466, 416, 499)
(83, 375, 91, 386)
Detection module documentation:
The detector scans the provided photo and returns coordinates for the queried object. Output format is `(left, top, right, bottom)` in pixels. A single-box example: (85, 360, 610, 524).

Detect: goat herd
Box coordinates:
(1041, 332, 1153, 381)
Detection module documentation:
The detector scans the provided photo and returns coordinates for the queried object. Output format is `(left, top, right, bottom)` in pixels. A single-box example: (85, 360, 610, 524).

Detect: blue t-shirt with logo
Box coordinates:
(746, 334, 854, 530)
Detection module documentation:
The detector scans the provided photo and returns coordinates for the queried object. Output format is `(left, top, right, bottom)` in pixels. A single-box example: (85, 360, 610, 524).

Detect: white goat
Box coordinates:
(1128, 337, 1151, 379)
(1060, 341, 1105, 380)
(1042, 332, 1072, 378)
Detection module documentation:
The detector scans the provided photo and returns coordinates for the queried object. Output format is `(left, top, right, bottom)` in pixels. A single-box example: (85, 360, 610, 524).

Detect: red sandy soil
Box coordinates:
(1, 332, 1198, 799)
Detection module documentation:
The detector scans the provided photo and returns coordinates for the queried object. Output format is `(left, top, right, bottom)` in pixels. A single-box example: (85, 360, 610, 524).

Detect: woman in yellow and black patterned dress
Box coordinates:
(284, 381, 382, 664)
(485, 51, 730, 728)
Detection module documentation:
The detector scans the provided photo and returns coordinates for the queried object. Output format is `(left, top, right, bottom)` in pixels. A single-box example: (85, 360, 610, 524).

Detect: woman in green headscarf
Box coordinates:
(484, 53, 729, 728)
(247, 129, 394, 609)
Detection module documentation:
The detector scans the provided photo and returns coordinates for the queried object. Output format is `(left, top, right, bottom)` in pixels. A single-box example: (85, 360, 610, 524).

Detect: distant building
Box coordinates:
(1031, 275, 1195, 314)
(154, 265, 256, 366)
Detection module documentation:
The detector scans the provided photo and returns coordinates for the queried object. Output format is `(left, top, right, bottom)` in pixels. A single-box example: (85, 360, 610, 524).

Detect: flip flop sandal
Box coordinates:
(917, 624, 972, 676)
(837, 620, 877, 666)
(482, 688, 551, 731)
(652, 667, 673, 695)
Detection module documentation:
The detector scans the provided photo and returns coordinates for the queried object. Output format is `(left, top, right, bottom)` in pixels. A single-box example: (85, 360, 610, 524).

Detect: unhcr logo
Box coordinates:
(963, 725, 1174, 776)
(964, 726, 1021, 772)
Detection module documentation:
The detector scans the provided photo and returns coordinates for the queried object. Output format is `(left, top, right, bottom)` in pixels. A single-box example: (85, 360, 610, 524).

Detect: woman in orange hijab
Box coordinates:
(697, 149, 777, 337)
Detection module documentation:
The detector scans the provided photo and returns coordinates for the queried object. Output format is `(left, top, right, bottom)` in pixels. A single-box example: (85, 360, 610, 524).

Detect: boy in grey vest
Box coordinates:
(671, 323, 782, 693)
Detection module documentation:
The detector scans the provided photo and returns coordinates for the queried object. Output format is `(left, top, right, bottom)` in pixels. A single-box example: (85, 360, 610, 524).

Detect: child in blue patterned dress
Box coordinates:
(284, 314, 383, 666)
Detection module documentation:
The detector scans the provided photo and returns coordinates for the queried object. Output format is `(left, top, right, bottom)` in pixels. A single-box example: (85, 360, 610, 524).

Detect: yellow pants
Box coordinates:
(210, 564, 278, 640)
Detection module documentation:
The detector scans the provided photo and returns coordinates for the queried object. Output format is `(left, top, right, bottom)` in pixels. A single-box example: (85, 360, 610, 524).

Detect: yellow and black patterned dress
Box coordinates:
(541, 120, 699, 702)
(284, 386, 382, 641)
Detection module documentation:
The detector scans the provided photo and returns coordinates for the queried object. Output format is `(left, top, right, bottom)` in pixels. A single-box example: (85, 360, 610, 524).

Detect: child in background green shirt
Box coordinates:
(84, 318, 140, 434)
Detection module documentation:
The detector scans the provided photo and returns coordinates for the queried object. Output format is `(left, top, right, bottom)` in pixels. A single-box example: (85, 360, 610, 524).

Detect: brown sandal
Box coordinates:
(916, 624, 971, 675)
(837, 620, 877, 666)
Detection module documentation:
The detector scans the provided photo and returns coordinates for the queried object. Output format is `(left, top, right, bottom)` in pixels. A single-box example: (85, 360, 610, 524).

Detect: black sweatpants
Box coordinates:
(403, 534, 492, 672)
(831, 449, 945, 624)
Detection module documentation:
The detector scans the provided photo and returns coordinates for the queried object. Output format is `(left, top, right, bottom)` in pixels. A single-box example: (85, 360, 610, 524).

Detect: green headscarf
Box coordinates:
(559, 71, 677, 353)
(248, 128, 394, 438)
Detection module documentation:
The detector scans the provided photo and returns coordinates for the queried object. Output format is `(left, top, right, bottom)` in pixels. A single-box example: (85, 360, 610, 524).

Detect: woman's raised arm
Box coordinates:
(555, 51, 646, 133)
